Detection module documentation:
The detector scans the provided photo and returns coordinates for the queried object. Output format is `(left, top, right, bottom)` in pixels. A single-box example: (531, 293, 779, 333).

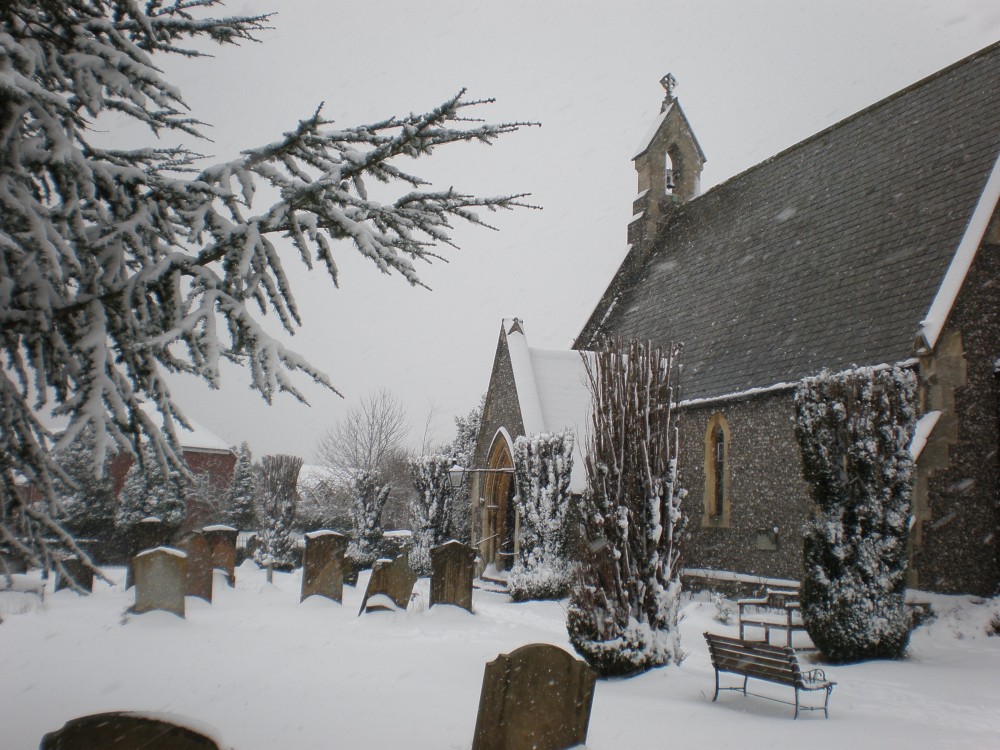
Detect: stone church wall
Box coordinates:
(470, 331, 525, 548)
(915, 236, 1000, 596)
(677, 391, 813, 583)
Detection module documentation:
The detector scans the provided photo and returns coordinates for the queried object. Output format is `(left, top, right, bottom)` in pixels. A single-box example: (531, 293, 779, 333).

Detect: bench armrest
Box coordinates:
(802, 668, 832, 686)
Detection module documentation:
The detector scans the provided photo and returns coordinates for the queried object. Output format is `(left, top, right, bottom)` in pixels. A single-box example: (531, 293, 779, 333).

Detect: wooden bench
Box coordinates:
(738, 588, 806, 647)
(704, 632, 835, 719)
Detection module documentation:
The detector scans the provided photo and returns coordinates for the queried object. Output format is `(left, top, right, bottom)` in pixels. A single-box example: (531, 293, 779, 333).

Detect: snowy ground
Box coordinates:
(2, 563, 999, 749)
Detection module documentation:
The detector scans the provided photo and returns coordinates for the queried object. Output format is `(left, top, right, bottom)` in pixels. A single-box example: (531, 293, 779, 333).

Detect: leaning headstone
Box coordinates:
(177, 532, 213, 603)
(40, 711, 222, 749)
(301, 530, 349, 603)
(430, 540, 476, 612)
(471, 643, 597, 750)
(54, 556, 94, 594)
(124, 517, 171, 589)
(202, 525, 238, 586)
(358, 555, 418, 614)
(132, 547, 187, 618)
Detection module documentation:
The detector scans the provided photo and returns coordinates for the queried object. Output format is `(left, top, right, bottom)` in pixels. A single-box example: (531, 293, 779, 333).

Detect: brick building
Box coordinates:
(475, 44, 1000, 595)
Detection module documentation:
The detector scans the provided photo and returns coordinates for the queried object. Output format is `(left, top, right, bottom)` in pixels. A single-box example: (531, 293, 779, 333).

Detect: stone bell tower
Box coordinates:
(628, 74, 706, 253)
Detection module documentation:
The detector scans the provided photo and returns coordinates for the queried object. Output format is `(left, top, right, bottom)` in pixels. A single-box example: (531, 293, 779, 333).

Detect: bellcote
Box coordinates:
(628, 74, 706, 250)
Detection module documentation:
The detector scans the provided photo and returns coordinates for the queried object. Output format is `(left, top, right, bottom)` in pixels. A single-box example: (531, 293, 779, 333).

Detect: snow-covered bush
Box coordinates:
(568, 339, 686, 676)
(442, 397, 484, 543)
(253, 455, 302, 571)
(408, 454, 455, 575)
(795, 365, 917, 662)
(347, 471, 390, 569)
(508, 431, 575, 601)
(115, 447, 188, 541)
(712, 593, 736, 625)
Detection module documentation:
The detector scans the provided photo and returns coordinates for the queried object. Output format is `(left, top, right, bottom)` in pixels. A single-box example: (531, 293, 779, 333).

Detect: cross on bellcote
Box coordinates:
(660, 73, 677, 107)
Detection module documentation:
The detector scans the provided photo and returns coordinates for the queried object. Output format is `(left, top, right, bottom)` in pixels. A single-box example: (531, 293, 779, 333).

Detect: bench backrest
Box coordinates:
(704, 632, 803, 687)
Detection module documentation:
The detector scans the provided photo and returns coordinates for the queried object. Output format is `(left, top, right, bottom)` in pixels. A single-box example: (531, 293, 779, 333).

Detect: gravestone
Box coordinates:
(430, 540, 476, 612)
(40, 711, 221, 749)
(202, 525, 237, 586)
(54, 556, 94, 594)
(177, 532, 213, 603)
(132, 547, 187, 618)
(358, 555, 417, 614)
(471, 643, 597, 750)
(300, 530, 349, 603)
(124, 517, 171, 589)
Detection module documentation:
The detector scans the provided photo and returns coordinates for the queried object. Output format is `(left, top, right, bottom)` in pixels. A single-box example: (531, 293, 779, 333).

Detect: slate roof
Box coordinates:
(577, 42, 1000, 402)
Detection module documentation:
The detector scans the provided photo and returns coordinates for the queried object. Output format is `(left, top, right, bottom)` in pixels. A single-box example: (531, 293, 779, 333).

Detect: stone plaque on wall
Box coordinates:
(177, 532, 213, 603)
(132, 547, 187, 618)
(471, 643, 596, 750)
(430, 540, 476, 612)
(358, 555, 417, 614)
(202, 525, 237, 586)
(301, 530, 349, 603)
(40, 711, 221, 749)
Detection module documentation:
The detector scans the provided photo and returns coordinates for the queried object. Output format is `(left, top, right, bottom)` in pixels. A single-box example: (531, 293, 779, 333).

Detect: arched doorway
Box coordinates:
(482, 436, 516, 572)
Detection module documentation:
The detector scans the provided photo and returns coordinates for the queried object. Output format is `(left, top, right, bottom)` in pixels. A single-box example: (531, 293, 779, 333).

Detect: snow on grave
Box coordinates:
(430, 540, 477, 612)
(202, 525, 238, 587)
(177, 532, 213, 604)
(300, 530, 349, 604)
(40, 710, 225, 750)
(472, 643, 597, 750)
(358, 556, 417, 614)
(132, 547, 187, 618)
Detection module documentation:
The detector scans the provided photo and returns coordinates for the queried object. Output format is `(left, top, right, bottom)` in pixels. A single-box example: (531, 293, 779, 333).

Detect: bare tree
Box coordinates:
(318, 389, 410, 481)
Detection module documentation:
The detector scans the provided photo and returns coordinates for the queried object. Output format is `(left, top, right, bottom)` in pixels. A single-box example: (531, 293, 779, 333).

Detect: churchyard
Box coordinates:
(2, 554, 999, 749)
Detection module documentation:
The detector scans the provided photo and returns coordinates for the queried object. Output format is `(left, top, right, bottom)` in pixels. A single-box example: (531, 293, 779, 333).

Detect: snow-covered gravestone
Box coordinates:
(40, 711, 222, 749)
(301, 530, 349, 603)
(472, 643, 596, 750)
(177, 532, 213, 604)
(132, 547, 187, 618)
(202, 525, 238, 587)
(430, 540, 476, 612)
(358, 556, 418, 614)
(124, 517, 171, 590)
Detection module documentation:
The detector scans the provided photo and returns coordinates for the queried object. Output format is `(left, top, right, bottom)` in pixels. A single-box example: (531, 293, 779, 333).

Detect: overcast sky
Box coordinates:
(154, 0, 1000, 462)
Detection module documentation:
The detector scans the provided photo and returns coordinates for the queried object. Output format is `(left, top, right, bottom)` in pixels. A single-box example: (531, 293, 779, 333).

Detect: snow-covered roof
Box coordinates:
(137, 403, 232, 453)
(502, 319, 593, 492)
(917, 152, 1000, 351)
(909, 410, 942, 461)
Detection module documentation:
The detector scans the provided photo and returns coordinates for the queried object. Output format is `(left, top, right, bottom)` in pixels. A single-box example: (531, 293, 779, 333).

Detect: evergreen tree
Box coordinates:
(508, 431, 575, 601)
(0, 1, 533, 575)
(115, 447, 188, 539)
(444, 396, 484, 543)
(567, 339, 685, 677)
(795, 365, 917, 662)
(53, 429, 116, 543)
(408, 454, 455, 575)
(226, 443, 258, 530)
(347, 470, 390, 569)
(253, 454, 302, 571)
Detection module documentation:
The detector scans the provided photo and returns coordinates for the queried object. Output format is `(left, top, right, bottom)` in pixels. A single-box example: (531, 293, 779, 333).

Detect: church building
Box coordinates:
(473, 43, 1000, 596)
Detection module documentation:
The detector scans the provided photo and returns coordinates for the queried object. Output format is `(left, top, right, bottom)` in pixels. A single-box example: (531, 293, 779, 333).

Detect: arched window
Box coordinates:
(664, 152, 675, 194)
(702, 412, 730, 527)
(712, 423, 726, 517)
